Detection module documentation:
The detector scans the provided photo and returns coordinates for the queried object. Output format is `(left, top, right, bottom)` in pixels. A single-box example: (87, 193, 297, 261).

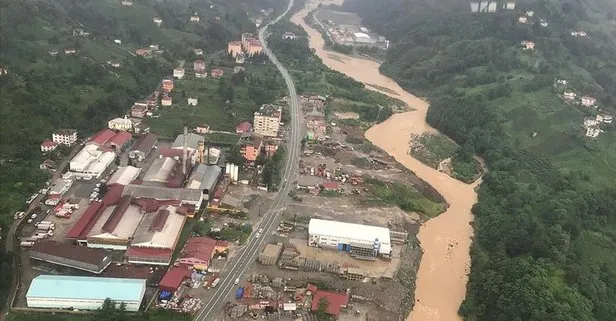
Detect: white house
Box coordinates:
(518, 16, 528, 24)
(571, 31, 587, 37)
(602, 115, 613, 124)
(114, 39, 122, 45)
(190, 15, 200, 22)
(585, 126, 600, 138)
(153, 18, 163, 27)
(53, 129, 78, 146)
(526, 11, 534, 17)
(563, 91, 577, 100)
(187, 98, 198, 106)
(555, 79, 568, 86)
(521, 41, 535, 50)
(173, 68, 185, 79)
(41, 140, 58, 152)
(583, 117, 599, 128)
(108, 117, 133, 131)
(161, 97, 172, 106)
(581, 96, 597, 107)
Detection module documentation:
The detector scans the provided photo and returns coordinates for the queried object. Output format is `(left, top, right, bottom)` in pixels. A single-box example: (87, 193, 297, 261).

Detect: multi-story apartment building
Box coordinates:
(52, 129, 78, 146)
(227, 41, 242, 57)
(253, 104, 282, 137)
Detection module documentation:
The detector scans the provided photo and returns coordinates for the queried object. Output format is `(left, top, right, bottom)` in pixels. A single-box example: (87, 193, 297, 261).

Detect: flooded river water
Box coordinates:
(290, 1, 481, 320)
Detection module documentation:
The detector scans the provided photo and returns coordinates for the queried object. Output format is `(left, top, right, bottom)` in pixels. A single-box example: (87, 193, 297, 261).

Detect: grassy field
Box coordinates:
(361, 178, 446, 218)
(409, 133, 458, 168)
(488, 88, 616, 190)
(409, 133, 482, 183)
(145, 63, 286, 138)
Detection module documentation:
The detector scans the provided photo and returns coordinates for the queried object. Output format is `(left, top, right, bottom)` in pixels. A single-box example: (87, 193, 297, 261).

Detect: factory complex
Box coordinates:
(21, 125, 249, 312)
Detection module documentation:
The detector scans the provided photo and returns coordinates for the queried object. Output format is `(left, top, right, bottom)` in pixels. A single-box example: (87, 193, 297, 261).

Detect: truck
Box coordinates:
(20, 241, 34, 247)
(235, 286, 244, 299)
(210, 278, 220, 288)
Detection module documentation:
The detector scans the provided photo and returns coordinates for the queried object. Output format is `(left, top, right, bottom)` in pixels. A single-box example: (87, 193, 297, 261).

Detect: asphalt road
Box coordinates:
(194, 1, 301, 320)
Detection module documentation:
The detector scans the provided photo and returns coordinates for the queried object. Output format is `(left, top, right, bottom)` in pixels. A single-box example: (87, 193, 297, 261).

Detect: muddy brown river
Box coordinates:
(290, 1, 482, 320)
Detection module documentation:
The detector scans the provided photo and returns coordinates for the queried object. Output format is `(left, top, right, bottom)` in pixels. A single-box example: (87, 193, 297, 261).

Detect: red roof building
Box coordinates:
(102, 185, 125, 205)
(40, 140, 59, 152)
(309, 285, 349, 317)
(109, 131, 132, 151)
(322, 181, 339, 191)
(178, 237, 228, 269)
(88, 129, 116, 146)
(211, 68, 224, 78)
(66, 201, 104, 240)
(159, 266, 191, 293)
(126, 247, 173, 266)
(235, 121, 253, 134)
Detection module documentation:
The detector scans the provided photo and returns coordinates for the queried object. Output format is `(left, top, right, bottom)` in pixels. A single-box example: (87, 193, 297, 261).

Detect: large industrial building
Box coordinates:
(186, 164, 223, 199)
(69, 144, 116, 178)
(29, 240, 112, 274)
(26, 275, 146, 311)
(122, 184, 204, 211)
(307, 219, 392, 259)
(128, 133, 158, 161)
(66, 188, 192, 251)
(142, 157, 180, 186)
(126, 206, 187, 265)
(107, 166, 141, 186)
(85, 196, 144, 250)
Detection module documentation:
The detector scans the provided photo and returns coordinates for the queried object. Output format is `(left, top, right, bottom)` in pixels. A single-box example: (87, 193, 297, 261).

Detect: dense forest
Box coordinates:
(342, 0, 616, 320)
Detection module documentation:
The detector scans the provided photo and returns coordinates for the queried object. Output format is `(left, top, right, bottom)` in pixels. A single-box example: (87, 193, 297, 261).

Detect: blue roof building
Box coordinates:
(26, 275, 146, 311)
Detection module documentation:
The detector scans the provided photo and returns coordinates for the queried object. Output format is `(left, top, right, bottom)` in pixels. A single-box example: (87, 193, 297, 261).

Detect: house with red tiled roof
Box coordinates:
(308, 284, 349, 317)
(322, 181, 339, 191)
(210, 68, 224, 78)
(87, 129, 132, 151)
(159, 266, 191, 293)
(41, 140, 58, 152)
(88, 129, 116, 146)
(178, 237, 228, 269)
(235, 121, 252, 134)
(109, 131, 132, 151)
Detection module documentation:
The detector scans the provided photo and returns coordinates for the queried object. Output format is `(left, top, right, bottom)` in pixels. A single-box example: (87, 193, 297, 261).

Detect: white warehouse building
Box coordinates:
(353, 32, 373, 44)
(69, 144, 116, 178)
(308, 219, 392, 259)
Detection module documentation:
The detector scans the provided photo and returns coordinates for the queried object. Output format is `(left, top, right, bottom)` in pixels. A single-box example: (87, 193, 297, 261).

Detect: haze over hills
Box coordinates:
(342, 0, 616, 320)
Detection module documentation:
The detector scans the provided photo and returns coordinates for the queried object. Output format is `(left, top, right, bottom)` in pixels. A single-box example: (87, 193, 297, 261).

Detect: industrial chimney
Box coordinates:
(182, 125, 188, 175)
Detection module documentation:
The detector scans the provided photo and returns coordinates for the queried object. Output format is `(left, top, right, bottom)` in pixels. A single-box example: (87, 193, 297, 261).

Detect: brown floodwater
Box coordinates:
(291, 1, 482, 320)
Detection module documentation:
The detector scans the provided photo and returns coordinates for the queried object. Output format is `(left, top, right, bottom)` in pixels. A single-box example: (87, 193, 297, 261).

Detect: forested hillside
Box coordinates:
(342, 0, 616, 320)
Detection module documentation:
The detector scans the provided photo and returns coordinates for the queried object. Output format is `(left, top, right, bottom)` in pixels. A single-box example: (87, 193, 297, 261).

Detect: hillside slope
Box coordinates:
(342, 0, 616, 320)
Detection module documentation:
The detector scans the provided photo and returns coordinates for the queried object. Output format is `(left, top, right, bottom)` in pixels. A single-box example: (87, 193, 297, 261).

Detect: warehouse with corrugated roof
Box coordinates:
(26, 275, 146, 311)
(29, 240, 112, 274)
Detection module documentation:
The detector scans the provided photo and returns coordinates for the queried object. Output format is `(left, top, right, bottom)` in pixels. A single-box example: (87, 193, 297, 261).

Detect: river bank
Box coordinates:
(291, 1, 481, 320)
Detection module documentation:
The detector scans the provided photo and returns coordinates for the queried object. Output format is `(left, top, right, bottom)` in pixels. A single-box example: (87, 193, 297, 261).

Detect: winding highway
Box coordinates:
(194, 0, 301, 320)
